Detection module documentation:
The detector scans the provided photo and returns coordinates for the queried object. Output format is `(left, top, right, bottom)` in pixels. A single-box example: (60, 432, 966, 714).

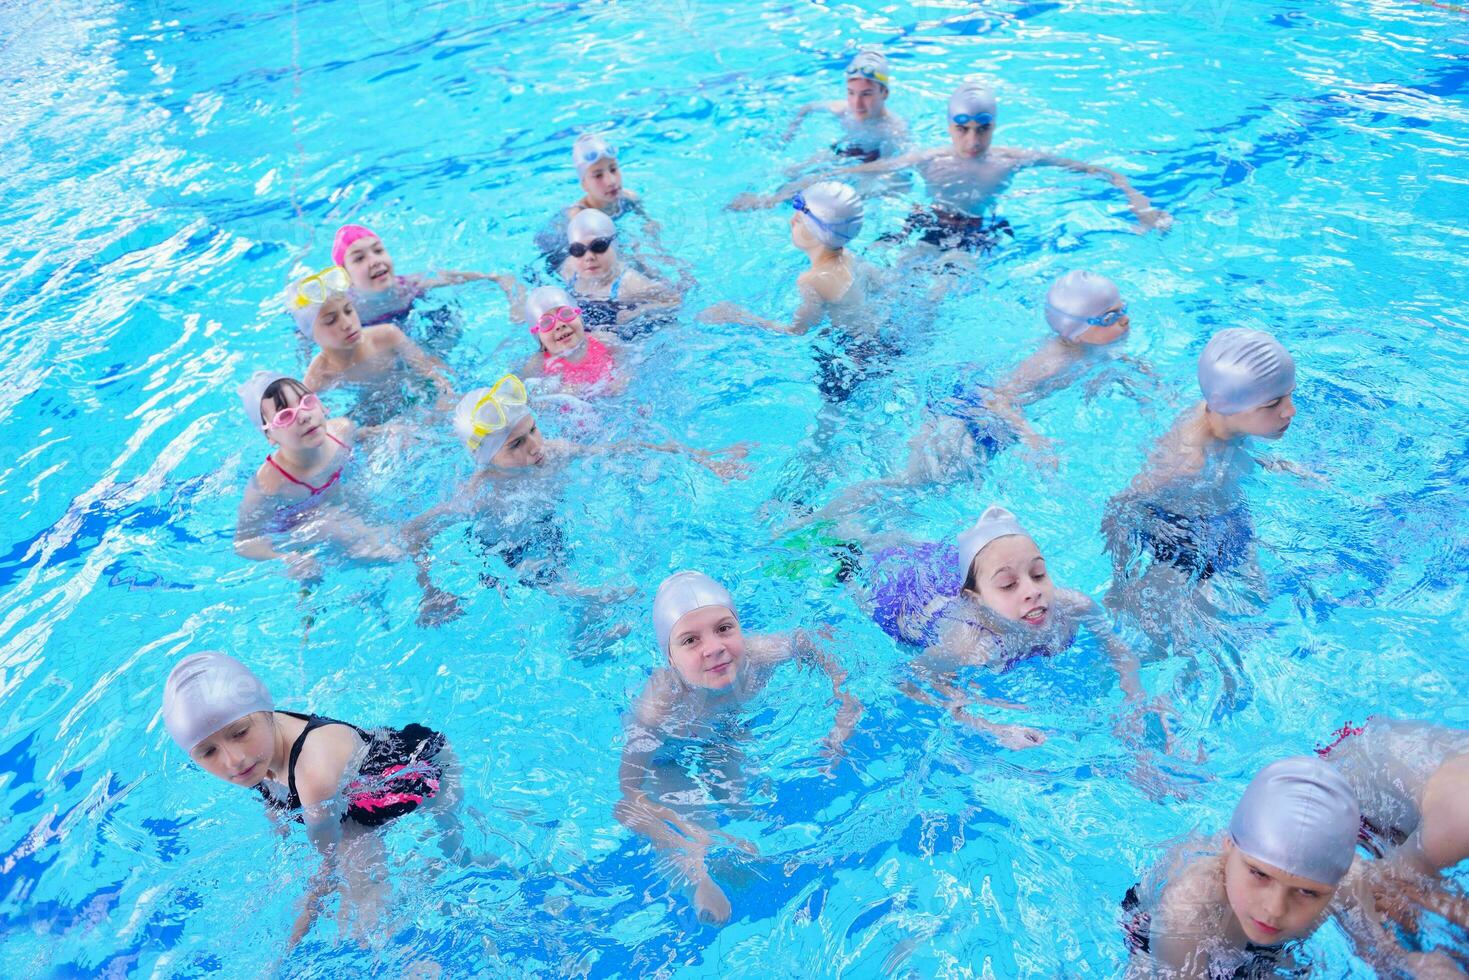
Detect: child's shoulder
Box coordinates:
(366, 322, 407, 347)
(293, 720, 367, 805)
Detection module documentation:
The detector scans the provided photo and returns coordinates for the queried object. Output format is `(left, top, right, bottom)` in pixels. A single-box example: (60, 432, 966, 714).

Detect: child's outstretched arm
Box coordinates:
(909, 636, 1045, 750)
(382, 325, 456, 406)
(1073, 592, 1174, 750)
(787, 630, 863, 772)
(729, 149, 928, 211)
(417, 270, 515, 291)
(699, 279, 829, 336)
(1014, 149, 1171, 231)
(234, 491, 322, 580)
(983, 341, 1081, 466)
(570, 437, 755, 481)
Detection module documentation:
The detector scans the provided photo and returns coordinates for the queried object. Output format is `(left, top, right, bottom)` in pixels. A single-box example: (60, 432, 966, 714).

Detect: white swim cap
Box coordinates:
(526, 285, 578, 328)
(957, 505, 1028, 586)
(283, 267, 350, 338)
(1229, 756, 1360, 886)
(238, 370, 292, 431)
(793, 181, 865, 250)
(846, 49, 890, 88)
(453, 381, 532, 466)
(162, 651, 273, 753)
(573, 134, 618, 177)
(568, 208, 616, 244)
(947, 83, 998, 123)
(652, 570, 735, 654)
(1044, 271, 1123, 342)
(1197, 328, 1296, 414)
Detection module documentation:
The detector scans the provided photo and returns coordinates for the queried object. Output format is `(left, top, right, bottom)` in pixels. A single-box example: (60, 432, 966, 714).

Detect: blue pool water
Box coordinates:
(2, 0, 1467, 975)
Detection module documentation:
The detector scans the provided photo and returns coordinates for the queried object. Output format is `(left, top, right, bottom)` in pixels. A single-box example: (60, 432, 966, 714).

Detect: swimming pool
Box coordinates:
(2, 0, 1466, 974)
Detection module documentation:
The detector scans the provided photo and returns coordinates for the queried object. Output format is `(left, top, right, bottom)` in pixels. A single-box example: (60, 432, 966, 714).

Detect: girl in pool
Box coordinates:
(783, 49, 909, 166)
(517, 285, 626, 395)
(1123, 756, 1460, 977)
(902, 505, 1167, 750)
(557, 209, 681, 341)
(162, 651, 467, 950)
(289, 266, 456, 411)
(564, 133, 650, 224)
(615, 571, 862, 926)
(233, 370, 462, 625)
(1104, 328, 1308, 606)
(332, 222, 516, 327)
(402, 376, 751, 594)
(734, 81, 1171, 249)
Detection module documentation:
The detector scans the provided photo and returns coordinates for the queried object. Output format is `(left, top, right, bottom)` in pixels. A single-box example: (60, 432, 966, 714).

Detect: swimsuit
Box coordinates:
(265, 433, 349, 496)
(831, 140, 881, 164)
(1120, 885, 1304, 978)
(1131, 504, 1253, 582)
(349, 276, 426, 326)
(941, 382, 1017, 457)
(1314, 718, 1412, 857)
(544, 336, 615, 387)
(467, 512, 568, 591)
(567, 270, 637, 332)
(882, 205, 1015, 253)
(256, 711, 445, 828)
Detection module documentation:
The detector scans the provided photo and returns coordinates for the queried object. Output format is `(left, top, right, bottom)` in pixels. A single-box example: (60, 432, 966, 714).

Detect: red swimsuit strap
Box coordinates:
(265, 433, 349, 496)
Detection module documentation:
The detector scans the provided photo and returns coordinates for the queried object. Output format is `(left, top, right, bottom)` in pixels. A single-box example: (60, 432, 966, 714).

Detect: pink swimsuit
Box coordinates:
(543, 336, 614, 387)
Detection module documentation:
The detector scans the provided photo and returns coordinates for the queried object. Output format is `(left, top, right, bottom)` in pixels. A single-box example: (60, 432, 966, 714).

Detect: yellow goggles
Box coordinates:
(290, 265, 351, 309)
(466, 374, 529, 451)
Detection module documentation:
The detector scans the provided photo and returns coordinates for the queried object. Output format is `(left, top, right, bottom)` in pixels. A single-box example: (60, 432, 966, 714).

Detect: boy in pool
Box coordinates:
(782, 49, 909, 165)
(1104, 328, 1307, 606)
(162, 651, 467, 951)
(289, 266, 456, 412)
(1123, 756, 1460, 977)
(615, 571, 862, 925)
(734, 81, 1170, 249)
(233, 370, 462, 626)
(903, 506, 1168, 750)
(557, 209, 681, 341)
(332, 222, 516, 327)
(402, 376, 751, 595)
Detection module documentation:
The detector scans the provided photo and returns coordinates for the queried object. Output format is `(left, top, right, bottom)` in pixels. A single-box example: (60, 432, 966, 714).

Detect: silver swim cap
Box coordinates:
(238, 370, 292, 431)
(163, 651, 274, 753)
(793, 180, 865, 250)
(568, 208, 616, 244)
(573, 134, 618, 177)
(947, 83, 998, 123)
(1044, 271, 1123, 342)
(957, 505, 1028, 585)
(453, 380, 532, 466)
(1198, 328, 1296, 415)
(1229, 756, 1360, 886)
(526, 285, 578, 328)
(653, 571, 735, 654)
(846, 50, 890, 88)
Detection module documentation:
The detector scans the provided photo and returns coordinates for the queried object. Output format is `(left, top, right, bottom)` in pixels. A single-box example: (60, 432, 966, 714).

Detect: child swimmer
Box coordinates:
(1123, 756, 1459, 977)
(518, 285, 626, 395)
(907, 506, 1169, 749)
(288, 266, 456, 412)
(233, 371, 463, 625)
(782, 49, 909, 165)
(162, 652, 466, 950)
(615, 572, 862, 925)
(1105, 328, 1306, 596)
(558, 209, 681, 340)
(332, 222, 516, 327)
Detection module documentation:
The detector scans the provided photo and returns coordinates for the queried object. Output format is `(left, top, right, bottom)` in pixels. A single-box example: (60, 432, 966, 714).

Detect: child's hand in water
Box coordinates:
(728, 192, 777, 212)
(1021, 431, 1059, 472)
(695, 443, 754, 481)
(989, 723, 1047, 750)
(693, 876, 732, 926)
(696, 302, 748, 325)
(417, 585, 465, 628)
(1133, 206, 1173, 233)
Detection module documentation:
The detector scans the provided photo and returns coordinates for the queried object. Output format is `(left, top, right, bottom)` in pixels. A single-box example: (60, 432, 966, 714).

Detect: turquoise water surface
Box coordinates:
(1, 0, 1467, 976)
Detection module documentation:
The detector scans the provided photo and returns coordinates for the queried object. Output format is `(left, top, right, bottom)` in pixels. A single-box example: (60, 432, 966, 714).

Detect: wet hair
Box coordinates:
(259, 377, 310, 424)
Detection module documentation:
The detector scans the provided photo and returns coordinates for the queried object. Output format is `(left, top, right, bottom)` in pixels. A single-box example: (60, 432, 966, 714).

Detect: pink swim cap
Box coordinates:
(331, 224, 378, 267)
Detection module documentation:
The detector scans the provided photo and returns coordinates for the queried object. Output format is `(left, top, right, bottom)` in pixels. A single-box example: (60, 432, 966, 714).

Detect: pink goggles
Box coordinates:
(531, 305, 582, 334)
(263, 392, 323, 430)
